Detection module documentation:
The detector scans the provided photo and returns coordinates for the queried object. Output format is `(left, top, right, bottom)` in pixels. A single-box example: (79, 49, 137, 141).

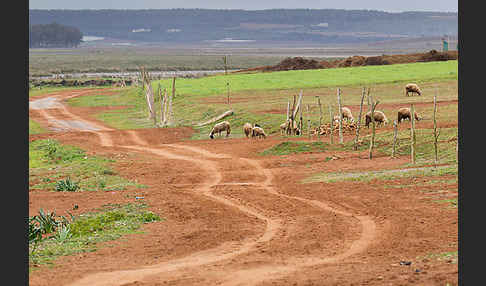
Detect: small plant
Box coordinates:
(55, 177, 80, 192)
(45, 139, 58, 160)
(34, 208, 59, 234)
(55, 224, 72, 243)
(29, 217, 43, 243)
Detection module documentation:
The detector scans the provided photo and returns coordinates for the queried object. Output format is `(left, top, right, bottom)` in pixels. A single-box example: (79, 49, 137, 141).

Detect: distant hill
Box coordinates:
(29, 9, 457, 44)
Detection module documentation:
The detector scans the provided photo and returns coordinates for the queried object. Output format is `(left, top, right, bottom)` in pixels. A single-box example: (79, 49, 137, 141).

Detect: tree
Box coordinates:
(29, 22, 83, 48)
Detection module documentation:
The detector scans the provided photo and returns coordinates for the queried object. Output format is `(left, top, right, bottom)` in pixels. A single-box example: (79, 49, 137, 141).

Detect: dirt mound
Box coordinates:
(235, 50, 458, 73)
(263, 57, 323, 71)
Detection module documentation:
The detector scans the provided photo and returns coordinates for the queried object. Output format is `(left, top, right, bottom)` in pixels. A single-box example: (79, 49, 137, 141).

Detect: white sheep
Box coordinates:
(341, 107, 355, 122)
(251, 126, 267, 139)
(209, 121, 231, 139)
(243, 122, 253, 138)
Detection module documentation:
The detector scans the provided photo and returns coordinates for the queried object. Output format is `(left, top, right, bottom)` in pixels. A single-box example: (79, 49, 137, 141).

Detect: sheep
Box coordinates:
(365, 110, 388, 128)
(405, 83, 422, 97)
(280, 120, 300, 135)
(243, 122, 253, 138)
(209, 121, 231, 139)
(341, 107, 355, 122)
(397, 107, 421, 124)
(251, 126, 267, 139)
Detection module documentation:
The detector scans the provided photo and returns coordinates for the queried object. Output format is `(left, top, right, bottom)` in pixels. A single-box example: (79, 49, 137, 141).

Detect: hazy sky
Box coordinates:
(29, 0, 457, 12)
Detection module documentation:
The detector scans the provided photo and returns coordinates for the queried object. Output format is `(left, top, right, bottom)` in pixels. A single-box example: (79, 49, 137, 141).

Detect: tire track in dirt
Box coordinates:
(30, 91, 114, 147)
(67, 133, 282, 286)
(32, 90, 378, 286)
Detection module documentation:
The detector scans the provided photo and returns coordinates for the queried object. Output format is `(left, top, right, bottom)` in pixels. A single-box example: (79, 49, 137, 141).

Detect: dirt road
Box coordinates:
(29, 89, 458, 285)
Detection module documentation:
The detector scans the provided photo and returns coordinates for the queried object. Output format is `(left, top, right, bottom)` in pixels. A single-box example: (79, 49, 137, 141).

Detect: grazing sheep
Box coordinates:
(365, 110, 388, 128)
(341, 107, 355, 122)
(397, 107, 421, 124)
(280, 120, 300, 135)
(243, 122, 253, 138)
(252, 126, 267, 139)
(405, 83, 422, 97)
(209, 121, 231, 139)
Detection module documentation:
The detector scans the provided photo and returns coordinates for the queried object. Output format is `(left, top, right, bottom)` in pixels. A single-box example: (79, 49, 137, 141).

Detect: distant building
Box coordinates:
(167, 28, 181, 33)
(314, 23, 329, 27)
(131, 28, 151, 33)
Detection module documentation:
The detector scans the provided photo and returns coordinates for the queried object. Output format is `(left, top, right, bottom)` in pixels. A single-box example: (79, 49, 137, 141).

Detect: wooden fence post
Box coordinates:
(433, 95, 439, 165)
(410, 103, 416, 164)
(159, 84, 164, 126)
(317, 96, 322, 141)
(288, 95, 297, 135)
(307, 104, 311, 140)
(369, 96, 379, 159)
(162, 88, 168, 126)
(328, 104, 333, 144)
(223, 55, 230, 105)
(392, 120, 398, 158)
(354, 87, 366, 150)
(337, 88, 343, 144)
(299, 95, 303, 136)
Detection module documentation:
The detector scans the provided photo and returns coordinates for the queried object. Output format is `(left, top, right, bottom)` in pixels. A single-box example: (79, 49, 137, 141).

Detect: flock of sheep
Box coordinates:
(208, 83, 423, 140)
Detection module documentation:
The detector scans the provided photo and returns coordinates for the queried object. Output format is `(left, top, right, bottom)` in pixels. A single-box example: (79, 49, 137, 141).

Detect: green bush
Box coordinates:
(55, 177, 80, 192)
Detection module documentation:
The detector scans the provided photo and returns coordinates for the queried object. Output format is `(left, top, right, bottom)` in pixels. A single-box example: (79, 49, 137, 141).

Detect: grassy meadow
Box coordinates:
(63, 60, 457, 139)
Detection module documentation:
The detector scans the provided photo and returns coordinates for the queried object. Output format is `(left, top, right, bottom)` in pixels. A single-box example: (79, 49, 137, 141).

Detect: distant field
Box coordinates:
(28, 47, 288, 76)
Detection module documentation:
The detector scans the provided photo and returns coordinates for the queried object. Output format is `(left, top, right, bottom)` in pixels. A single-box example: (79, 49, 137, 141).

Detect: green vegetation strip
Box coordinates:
(153, 61, 457, 98)
(29, 139, 145, 192)
(302, 164, 457, 184)
(29, 203, 161, 269)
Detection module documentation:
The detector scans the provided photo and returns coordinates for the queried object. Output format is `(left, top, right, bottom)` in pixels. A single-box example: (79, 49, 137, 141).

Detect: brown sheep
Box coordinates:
(209, 121, 231, 139)
(365, 110, 388, 128)
(397, 107, 421, 124)
(405, 83, 422, 97)
(251, 126, 267, 139)
(243, 122, 253, 138)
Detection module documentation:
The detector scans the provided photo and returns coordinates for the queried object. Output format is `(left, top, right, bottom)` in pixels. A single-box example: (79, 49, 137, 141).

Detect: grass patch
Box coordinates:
(29, 119, 47, 135)
(29, 139, 145, 192)
(434, 198, 458, 208)
(29, 203, 161, 270)
(260, 141, 333, 156)
(420, 251, 458, 264)
(303, 164, 458, 184)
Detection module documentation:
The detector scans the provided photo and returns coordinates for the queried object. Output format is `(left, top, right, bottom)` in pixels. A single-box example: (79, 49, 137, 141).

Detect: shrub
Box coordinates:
(55, 177, 80, 192)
